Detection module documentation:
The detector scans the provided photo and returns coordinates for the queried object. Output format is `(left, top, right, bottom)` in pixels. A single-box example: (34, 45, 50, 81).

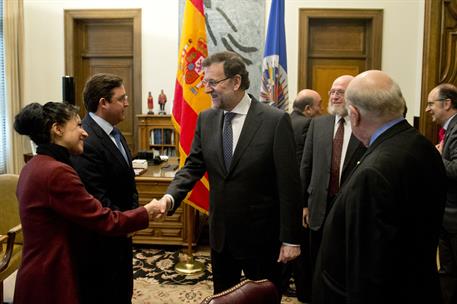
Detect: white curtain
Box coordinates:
(4, 0, 24, 173)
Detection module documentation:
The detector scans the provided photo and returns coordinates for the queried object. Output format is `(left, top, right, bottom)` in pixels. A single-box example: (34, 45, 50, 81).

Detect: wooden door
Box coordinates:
(64, 10, 141, 153)
(420, 0, 457, 143)
(298, 9, 383, 113)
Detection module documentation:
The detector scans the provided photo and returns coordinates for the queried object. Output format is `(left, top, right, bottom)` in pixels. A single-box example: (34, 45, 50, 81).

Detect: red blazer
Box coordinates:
(14, 155, 148, 304)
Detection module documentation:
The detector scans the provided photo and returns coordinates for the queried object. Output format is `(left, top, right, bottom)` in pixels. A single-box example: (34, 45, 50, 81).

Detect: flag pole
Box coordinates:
(173, 0, 209, 275)
(175, 204, 204, 275)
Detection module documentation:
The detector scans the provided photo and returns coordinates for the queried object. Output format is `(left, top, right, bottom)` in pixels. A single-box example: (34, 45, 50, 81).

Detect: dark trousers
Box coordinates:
(310, 195, 336, 276)
(310, 227, 323, 276)
(280, 228, 312, 302)
(439, 229, 457, 304)
(211, 247, 282, 295)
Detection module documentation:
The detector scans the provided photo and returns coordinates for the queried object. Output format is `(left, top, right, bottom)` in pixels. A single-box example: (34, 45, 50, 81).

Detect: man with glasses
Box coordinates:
(72, 73, 139, 304)
(300, 75, 366, 283)
(426, 83, 457, 304)
(154, 51, 303, 295)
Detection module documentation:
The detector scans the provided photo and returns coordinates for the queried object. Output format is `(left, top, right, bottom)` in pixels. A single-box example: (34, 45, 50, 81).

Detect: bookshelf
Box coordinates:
(137, 115, 179, 156)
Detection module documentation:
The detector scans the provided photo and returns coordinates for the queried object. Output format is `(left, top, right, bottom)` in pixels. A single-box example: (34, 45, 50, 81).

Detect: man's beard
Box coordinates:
(327, 103, 348, 116)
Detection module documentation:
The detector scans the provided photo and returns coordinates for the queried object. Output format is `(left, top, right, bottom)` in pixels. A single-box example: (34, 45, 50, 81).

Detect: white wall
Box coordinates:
(24, 0, 179, 115)
(24, 0, 424, 121)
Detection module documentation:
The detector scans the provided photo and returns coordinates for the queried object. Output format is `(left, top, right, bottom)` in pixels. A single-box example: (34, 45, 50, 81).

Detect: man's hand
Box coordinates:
(302, 207, 310, 228)
(144, 196, 171, 220)
(277, 244, 301, 263)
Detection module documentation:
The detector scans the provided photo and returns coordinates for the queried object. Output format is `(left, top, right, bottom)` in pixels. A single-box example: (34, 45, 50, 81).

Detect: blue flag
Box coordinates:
(260, 0, 289, 110)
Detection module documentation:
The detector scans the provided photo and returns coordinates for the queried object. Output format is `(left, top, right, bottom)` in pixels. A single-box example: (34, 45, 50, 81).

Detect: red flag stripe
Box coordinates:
(187, 180, 209, 212)
(172, 0, 210, 213)
(190, 0, 204, 15)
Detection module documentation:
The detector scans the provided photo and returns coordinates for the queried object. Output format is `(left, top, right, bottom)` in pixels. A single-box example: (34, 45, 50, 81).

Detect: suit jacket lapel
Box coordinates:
(85, 115, 131, 169)
(323, 115, 336, 160)
(443, 115, 457, 153)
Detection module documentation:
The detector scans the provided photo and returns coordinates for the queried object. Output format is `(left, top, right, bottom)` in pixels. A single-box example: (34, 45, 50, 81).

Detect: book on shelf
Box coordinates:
(163, 129, 175, 145)
(151, 129, 162, 145)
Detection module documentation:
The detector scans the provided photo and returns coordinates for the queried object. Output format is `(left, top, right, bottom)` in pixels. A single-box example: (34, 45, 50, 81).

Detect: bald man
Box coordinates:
(300, 76, 366, 278)
(313, 70, 446, 303)
(281, 89, 321, 301)
(290, 89, 322, 163)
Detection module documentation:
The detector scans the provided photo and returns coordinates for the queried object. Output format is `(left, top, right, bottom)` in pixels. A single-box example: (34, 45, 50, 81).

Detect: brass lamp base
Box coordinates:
(175, 255, 205, 275)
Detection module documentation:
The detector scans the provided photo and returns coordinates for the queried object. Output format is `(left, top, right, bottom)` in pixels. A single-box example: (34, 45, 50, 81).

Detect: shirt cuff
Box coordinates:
(283, 242, 300, 246)
(164, 194, 175, 211)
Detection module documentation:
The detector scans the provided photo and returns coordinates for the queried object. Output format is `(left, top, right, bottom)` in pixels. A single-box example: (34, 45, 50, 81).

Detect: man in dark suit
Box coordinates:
(300, 75, 366, 274)
(290, 89, 322, 163)
(71, 73, 139, 304)
(426, 83, 457, 304)
(154, 51, 303, 294)
(281, 89, 321, 302)
(313, 70, 446, 304)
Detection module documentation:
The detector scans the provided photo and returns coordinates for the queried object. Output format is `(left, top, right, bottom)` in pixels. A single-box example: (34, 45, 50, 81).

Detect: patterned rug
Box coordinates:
(133, 247, 212, 285)
(132, 246, 302, 304)
(132, 246, 213, 303)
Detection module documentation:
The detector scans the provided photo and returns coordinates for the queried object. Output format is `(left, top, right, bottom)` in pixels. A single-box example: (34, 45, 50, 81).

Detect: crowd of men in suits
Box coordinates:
(71, 51, 457, 304)
(288, 73, 457, 304)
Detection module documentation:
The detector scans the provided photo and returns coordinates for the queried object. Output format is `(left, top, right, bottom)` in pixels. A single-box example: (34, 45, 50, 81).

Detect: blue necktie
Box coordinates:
(111, 127, 129, 163)
(223, 112, 236, 170)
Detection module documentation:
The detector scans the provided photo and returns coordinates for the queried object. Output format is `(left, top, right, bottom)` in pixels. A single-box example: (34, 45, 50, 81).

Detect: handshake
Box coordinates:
(143, 195, 172, 221)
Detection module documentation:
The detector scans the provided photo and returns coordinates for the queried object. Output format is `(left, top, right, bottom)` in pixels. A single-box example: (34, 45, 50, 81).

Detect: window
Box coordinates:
(0, 0, 6, 173)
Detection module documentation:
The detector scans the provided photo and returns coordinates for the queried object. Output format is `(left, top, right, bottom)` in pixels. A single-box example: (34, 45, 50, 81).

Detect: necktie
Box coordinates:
(111, 127, 129, 163)
(439, 127, 446, 144)
(222, 112, 236, 170)
(329, 118, 345, 197)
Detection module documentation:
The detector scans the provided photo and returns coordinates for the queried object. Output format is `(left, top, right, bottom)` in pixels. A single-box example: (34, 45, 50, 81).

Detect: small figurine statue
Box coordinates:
(158, 89, 167, 114)
(147, 91, 154, 114)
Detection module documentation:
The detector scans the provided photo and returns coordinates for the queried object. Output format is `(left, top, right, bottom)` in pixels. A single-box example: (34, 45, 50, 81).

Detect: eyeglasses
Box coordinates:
(202, 77, 231, 88)
(328, 89, 345, 97)
(113, 95, 128, 103)
(426, 98, 448, 108)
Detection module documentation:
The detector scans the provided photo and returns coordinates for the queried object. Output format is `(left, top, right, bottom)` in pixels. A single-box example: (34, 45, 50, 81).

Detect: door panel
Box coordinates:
(298, 9, 383, 114)
(309, 60, 364, 110)
(309, 19, 367, 56)
(65, 9, 141, 153)
(82, 21, 133, 56)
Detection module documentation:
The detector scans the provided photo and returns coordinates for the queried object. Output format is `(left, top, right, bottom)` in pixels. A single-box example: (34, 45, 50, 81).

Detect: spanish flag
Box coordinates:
(172, 0, 211, 213)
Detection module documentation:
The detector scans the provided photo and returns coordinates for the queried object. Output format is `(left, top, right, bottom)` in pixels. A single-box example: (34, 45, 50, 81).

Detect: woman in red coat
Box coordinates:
(13, 102, 163, 304)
